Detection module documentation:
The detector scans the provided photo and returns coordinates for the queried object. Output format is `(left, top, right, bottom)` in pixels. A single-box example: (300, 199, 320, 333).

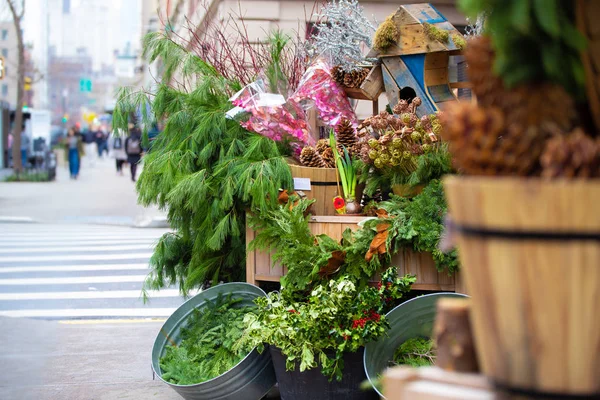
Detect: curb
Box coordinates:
(0, 216, 37, 224)
(134, 216, 169, 229)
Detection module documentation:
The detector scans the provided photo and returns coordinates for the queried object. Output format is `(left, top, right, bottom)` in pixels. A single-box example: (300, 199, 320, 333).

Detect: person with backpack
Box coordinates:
(111, 130, 127, 175)
(125, 125, 143, 182)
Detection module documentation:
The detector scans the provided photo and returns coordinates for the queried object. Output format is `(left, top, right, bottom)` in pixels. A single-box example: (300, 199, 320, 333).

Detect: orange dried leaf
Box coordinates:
(319, 250, 346, 278)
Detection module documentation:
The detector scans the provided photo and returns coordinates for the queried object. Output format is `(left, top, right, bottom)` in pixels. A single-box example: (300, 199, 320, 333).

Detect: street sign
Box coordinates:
(79, 78, 92, 92)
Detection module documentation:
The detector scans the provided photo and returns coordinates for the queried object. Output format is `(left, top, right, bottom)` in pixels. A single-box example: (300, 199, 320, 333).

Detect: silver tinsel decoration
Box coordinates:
(465, 13, 486, 38)
(309, 0, 376, 73)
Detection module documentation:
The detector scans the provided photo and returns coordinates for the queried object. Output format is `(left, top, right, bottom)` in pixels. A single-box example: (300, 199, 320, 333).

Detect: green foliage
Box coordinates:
(391, 338, 435, 367)
(330, 132, 358, 200)
(3, 171, 49, 182)
(360, 143, 453, 197)
(239, 268, 414, 381)
(380, 180, 459, 274)
(113, 32, 294, 294)
(248, 198, 385, 297)
(458, 0, 586, 98)
(159, 294, 255, 385)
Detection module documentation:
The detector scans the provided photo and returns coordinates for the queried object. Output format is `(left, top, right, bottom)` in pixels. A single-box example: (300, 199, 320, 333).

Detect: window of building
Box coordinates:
(1, 49, 7, 58)
(2, 84, 8, 96)
(1, 30, 7, 40)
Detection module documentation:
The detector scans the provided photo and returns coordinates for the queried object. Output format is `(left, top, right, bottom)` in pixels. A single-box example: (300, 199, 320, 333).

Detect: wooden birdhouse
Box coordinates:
(370, 4, 468, 116)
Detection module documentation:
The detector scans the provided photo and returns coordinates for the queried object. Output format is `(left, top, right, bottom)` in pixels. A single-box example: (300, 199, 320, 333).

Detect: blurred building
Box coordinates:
(47, 50, 93, 124)
(0, 21, 19, 109)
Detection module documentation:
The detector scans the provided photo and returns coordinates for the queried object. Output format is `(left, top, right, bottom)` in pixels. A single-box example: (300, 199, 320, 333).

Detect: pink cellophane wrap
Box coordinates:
(291, 60, 358, 128)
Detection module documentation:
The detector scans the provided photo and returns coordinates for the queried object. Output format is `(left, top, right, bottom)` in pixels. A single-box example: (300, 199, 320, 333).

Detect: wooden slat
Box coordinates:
(424, 68, 449, 87)
(427, 84, 457, 103)
(308, 215, 367, 224)
(384, 367, 494, 400)
(449, 81, 472, 89)
(424, 52, 449, 70)
(403, 4, 446, 24)
(254, 275, 283, 283)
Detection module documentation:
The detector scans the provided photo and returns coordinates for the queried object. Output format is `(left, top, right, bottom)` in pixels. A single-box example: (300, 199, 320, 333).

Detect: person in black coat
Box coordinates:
(124, 126, 143, 182)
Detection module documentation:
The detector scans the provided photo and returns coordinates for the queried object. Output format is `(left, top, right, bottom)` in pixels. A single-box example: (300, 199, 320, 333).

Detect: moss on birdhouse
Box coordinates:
(452, 34, 466, 50)
(423, 23, 449, 43)
(374, 16, 399, 50)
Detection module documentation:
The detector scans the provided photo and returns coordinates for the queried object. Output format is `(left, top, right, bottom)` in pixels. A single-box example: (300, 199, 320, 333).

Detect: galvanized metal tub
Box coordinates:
(363, 293, 467, 398)
(151, 282, 276, 400)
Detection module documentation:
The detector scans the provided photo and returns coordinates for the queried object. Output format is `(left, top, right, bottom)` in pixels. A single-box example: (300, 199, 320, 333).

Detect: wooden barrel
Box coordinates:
(444, 176, 600, 397)
(577, 0, 600, 133)
(289, 164, 341, 216)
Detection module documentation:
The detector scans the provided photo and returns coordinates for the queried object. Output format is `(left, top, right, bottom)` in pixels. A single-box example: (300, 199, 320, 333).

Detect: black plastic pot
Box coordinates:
(270, 346, 378, 400)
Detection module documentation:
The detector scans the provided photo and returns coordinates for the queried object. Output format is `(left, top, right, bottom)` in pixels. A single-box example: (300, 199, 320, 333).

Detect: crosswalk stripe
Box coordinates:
(0, 289, 197, 300)
(0, 308, 177, 318)
(0, 244, 154, 254)
(0, 235, 163, 240)
(0, 252, 153, 263)
(0, 239, 158, 247)
(0, 264, 149, 273)
(0, 275, 148, 285)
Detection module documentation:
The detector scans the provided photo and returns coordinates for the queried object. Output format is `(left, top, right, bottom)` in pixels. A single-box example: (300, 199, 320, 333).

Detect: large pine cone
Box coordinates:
(321, 147, 337, 168)
(443, 36, 578, 176)
(541, 129, 600, 178)
(315, 139, 330, 155)
(300, 146, 326, 168)
(332, 66, 369, 88)
(335, 118, 358, 155)
(465, 36, 576, 134)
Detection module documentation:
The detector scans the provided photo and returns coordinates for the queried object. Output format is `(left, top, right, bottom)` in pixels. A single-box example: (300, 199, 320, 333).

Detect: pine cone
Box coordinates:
(300, 146, 326, 168)
(321, 147, 337, 168)
(442, 36, 578, 176)
(465, 36, 576, 133)
(315, 139, 330, 155)
(335, 118, 359, 155)
(331, 66, 345, 86)
(541, 129, 600, 178)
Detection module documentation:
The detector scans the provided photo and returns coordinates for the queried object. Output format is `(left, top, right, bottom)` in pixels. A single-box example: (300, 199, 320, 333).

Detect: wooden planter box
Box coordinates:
(246, 215, 465, 292)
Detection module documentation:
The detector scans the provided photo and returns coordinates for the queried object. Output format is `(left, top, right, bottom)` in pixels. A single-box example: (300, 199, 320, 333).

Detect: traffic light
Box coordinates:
(62, 114, 69, 123)
(24, 77, 32, 91)
(0, 56, 4, 80)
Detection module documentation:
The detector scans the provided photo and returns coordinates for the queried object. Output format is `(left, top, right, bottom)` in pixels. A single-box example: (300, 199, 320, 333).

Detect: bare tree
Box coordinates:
(6, 0, 25, 175)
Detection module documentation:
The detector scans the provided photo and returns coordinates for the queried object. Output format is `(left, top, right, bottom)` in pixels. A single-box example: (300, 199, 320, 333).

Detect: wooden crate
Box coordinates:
(383, 367, 494, 400)
(246, 215, 465, 293)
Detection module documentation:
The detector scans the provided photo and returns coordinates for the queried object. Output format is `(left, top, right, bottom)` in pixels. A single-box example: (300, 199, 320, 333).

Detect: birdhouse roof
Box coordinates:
(369, 3, 464, 58)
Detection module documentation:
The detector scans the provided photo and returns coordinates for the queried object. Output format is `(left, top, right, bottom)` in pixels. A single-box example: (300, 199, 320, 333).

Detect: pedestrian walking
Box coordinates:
(125, 125, 143, 182)
(20, 126, 30, 168)
(82, 123, 97, 167)
(65, 127, 84, 179)
(111, 131, 127, 176)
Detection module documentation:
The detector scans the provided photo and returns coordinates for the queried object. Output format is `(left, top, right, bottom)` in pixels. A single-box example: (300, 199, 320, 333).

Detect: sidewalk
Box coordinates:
(0, 155, 167, 227)
(0, 317, 181, 400)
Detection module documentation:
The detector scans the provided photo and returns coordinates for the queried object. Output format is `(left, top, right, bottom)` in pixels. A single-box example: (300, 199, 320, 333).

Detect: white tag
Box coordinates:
(293, 177, 311, 191)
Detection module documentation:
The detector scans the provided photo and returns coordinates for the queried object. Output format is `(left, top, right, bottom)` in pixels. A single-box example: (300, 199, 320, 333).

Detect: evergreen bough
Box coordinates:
(113, 32, 293, 295)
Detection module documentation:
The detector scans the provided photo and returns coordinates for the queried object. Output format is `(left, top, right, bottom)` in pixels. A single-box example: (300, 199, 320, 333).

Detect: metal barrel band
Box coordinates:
(493, 381, 600, 399)
(454, 223, 600, 242)
(310, 181, 338, 186)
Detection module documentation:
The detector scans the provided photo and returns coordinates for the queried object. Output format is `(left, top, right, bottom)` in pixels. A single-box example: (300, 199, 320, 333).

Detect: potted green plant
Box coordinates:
(440, 1, 600, 397)
(329, 131, 362, 214)
(239, 267, 415, 400)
